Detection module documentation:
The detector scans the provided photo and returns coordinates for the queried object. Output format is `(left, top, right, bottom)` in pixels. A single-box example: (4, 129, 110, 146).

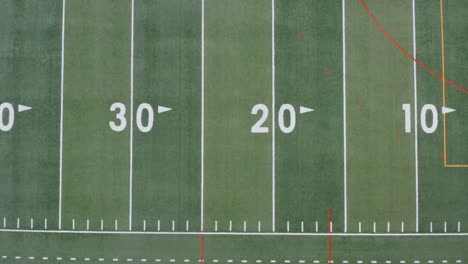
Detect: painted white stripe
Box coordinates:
(342, 0, 348, 233)
(0, 229, 467, 237)
(200, 0, 205, 233)
(59, 0, 66, 231)
(412, 0, 419, 233)
(129, 0, 135, 232)
(271, 0, 276, 233)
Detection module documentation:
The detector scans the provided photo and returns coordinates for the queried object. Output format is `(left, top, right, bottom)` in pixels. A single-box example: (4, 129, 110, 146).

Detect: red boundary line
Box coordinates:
(200, 234, 205, 263)
(359, 0, 468, 93)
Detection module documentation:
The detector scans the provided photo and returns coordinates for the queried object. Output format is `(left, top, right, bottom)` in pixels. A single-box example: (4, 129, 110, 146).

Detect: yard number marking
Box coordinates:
(0, 102, 33, 132)
(402, 104, 455, 134)
(109, 102, 171, 133)
(0, 103, 14, 132)
(251, 104, 313, 134)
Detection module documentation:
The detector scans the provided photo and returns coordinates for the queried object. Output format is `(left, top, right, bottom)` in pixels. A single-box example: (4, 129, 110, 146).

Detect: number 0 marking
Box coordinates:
(421, 104, 438, 134)
(136, 103, 154, 133)
(278, 104, 296, 134)
(0, 102, 14, 132)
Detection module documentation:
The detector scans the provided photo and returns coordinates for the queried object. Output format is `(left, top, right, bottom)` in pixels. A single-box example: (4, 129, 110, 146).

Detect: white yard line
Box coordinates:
(342, 0, 348, 233)
(412, 0, 419, 233)
(0, 229, 468, 237)
(271, 0, 276, 233)
(200, 0, 205, 232)
(59, 0, 66, 231)
(129, 0, 135, 231)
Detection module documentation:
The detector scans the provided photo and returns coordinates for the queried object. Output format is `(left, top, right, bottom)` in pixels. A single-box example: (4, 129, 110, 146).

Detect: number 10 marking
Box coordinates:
(402, 103, 438, 134)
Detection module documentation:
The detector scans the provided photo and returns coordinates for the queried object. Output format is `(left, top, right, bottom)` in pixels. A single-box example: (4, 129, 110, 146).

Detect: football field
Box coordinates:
(0, 0, 468, 262)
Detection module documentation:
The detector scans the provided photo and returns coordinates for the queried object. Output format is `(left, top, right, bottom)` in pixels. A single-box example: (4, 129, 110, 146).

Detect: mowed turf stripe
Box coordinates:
(275, 0, 344, 233)
(416, 0, 468, 232)
(132, 0, 201, 232)
(62, 0, 131, 230)
(443, 0, 468, 165)
(346, 0, 416, 232)
(204, 0, 272, 232)
(0, 0, 61, 228)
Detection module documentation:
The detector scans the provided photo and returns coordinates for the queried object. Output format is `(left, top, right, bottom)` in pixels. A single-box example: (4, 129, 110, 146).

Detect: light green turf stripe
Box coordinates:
(204, 0, 272, 232)
(346, 0, 416, 232)
(62, 0, 131, 231)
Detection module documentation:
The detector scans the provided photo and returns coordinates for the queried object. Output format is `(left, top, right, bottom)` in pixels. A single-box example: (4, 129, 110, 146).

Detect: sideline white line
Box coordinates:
(129, 0, 135, 231)
(1, 229, 468, 237)
(59, 0, 66, 231)
(342, 0, 348, 233)
(200, 0, 205, 232)
(271, 0, 276, 232)
(412, 0, 419, 233)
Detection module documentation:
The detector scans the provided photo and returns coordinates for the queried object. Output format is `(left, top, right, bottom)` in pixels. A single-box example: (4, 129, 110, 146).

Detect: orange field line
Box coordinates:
(440, 0, 468, 168)
(440, 0, 448, 166)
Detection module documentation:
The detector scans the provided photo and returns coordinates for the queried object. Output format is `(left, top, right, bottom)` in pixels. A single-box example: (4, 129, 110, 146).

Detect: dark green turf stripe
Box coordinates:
(132, 0, 201, 232)
(416, 0, 468, 232)
(275, 0, 344, 233)
(0, 0, 61, 228)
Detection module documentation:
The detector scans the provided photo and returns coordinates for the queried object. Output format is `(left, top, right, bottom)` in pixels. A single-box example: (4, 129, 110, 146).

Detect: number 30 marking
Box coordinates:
(109, 102, 155, 133)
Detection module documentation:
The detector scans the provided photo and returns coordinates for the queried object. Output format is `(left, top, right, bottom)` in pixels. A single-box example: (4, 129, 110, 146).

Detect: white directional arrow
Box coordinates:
(157, 105, 172, 114)
(442, 106, 456, 114)
(299, 106, 314, 114)
(18, 104, 32, 113)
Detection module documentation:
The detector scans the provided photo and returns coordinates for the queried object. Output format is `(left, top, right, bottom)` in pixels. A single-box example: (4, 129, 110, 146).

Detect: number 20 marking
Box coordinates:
(251, 104, 296, 134)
